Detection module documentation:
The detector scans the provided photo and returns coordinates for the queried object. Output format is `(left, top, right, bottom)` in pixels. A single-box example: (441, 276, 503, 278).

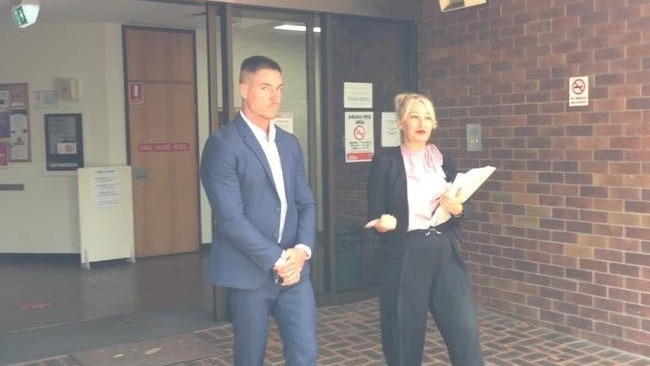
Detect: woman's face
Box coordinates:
(398, 100, 435, 147)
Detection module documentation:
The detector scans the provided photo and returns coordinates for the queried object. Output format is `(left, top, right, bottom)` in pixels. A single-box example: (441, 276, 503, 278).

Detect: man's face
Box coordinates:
(240, 68, 283, 123)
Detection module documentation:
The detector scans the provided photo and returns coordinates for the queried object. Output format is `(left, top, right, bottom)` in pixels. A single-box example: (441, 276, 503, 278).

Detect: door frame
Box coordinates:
(206, 3, 323, 321)
(205, 2, 417, 321)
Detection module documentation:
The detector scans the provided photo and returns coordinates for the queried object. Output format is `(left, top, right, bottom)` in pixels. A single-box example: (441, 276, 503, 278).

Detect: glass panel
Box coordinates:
(231, 9, 316, 176)
(326, 16, 412, 293)
(229, 8, 324, 292)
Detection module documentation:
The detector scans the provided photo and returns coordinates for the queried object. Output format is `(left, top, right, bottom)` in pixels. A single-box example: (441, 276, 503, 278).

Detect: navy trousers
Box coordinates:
(229, 274, 317, 366)
(379, 229, 484, 366)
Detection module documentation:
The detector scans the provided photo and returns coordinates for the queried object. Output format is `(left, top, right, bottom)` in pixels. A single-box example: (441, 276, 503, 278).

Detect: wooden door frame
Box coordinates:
(122, 25, 201, 257)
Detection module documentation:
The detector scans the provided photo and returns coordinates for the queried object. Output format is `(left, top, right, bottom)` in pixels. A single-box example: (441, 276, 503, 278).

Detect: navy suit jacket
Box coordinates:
(200, 114, 316, 290)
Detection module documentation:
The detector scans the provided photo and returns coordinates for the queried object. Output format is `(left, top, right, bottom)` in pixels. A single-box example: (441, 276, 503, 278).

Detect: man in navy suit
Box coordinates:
(200, 55, 317, 366)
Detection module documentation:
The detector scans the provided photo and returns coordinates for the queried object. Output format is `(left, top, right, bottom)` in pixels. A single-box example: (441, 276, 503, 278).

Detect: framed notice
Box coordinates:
(0, 83, 31, 162)
(44, 113, 84, 171)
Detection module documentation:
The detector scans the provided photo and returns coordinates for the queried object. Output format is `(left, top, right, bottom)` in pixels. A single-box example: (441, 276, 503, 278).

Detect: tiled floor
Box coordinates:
(2, 251, 650, 366)
(0, 252, 212, 333)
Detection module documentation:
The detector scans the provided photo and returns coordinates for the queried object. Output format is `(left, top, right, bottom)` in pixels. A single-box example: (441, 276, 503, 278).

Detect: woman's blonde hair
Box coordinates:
(394, 92, 438, 129)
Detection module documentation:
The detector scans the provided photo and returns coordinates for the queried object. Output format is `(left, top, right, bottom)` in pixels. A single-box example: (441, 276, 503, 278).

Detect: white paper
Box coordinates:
(9, 112, 29, 160)
(93, 169, 121, 207)
(381, 112, 400, 147)
(272, 112, 293, 134)
(430, 165, 496, 227)
(35, 90, 59, 109)
(343, 82, 373, 109)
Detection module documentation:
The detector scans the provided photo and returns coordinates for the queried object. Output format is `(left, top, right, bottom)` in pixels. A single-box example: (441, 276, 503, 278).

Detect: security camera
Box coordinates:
(11, 0, 40, 28)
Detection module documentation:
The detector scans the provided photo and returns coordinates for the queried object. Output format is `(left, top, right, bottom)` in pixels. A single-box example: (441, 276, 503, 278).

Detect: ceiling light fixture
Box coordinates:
(273, 24, 321, 33)
(439, 0, 487, 12)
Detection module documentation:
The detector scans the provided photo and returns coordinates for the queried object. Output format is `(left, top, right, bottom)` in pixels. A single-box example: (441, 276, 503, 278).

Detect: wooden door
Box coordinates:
(124, 27, 199, 257)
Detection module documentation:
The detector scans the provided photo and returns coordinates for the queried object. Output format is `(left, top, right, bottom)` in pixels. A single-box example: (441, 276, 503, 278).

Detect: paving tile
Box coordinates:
(15, 298, 650, 366)
(4, 252, 650, 366)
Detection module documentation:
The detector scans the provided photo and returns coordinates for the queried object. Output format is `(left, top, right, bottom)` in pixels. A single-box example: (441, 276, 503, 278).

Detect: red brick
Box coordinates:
(609, 263, 641, 277)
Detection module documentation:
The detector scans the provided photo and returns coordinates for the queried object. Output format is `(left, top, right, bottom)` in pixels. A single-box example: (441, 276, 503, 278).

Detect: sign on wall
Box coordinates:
(381, 111, 400, 147)
(44, 113, 84, 171)
(129, 82, 144, 104)
(345, 111, 374, 163)
(343, 82, 373, 109)
(569, 76, 589, 107)
(0, 83, 31, 162)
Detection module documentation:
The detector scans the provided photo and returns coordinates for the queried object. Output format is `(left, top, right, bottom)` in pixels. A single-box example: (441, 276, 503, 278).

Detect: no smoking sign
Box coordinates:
(569, 76, 589, 107)
(353, 124, 366, 140)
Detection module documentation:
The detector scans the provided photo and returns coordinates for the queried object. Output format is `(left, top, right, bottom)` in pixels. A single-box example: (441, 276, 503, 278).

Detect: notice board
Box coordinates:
(0, 83, 31, 163)
(78, 166, 135, 269)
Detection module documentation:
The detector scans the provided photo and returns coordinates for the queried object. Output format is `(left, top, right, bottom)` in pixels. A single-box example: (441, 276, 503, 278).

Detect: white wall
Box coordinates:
(0, 22, 211, 253)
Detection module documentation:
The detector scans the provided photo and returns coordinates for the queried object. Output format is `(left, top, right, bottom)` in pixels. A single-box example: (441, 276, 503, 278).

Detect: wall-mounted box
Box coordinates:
(466, 123, 482, 152)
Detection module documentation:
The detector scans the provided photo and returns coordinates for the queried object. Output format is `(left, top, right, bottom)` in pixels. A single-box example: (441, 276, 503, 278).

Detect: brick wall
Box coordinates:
(418, 0, 650, 357)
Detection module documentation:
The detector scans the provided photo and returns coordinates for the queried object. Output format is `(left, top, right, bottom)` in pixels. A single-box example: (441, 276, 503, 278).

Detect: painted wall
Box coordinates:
(0, 22, 211, 253)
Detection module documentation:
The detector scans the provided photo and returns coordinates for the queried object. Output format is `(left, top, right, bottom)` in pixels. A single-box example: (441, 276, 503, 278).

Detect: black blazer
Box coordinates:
(366, 146, 474, 248)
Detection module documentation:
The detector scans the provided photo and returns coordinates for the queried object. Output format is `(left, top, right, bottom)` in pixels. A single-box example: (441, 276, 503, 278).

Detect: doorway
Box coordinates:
(205, 5, 324, 320)
(206, 4, 415, 320)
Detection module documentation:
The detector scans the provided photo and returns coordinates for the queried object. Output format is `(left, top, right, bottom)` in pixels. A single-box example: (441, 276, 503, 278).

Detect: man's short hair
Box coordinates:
(239, 55, 282, 83)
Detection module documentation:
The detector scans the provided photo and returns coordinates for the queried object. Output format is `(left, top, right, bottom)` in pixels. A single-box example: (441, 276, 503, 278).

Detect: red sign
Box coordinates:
(138, 142, 190, 153)
(129, 83, 144, 104)
(21, 301, 53, 310)
(346, 152, 374, 161)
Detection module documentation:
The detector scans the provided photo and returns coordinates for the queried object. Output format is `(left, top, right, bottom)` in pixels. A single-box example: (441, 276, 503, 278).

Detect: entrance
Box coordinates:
(206, 4, 415, 321)
(206, 6, 323, 320)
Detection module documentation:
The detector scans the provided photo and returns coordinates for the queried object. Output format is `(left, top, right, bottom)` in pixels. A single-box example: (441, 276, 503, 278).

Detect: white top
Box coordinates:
(241, 112, 311, 260)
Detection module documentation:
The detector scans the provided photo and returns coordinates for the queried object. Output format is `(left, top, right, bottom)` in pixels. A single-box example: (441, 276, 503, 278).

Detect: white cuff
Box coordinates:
(295, 244, 312, 260)
(274, 250, 287, 266)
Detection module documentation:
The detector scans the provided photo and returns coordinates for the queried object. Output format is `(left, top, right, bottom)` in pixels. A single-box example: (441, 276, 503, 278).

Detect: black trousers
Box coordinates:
(379, 229, 484, 366)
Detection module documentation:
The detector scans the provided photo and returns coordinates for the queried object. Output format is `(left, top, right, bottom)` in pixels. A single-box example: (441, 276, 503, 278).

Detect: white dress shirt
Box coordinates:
(241, 112, 311, 261)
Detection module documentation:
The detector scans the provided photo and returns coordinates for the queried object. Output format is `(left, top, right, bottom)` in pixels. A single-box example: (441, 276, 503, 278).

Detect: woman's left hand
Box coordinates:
(439, 188, 463, 217)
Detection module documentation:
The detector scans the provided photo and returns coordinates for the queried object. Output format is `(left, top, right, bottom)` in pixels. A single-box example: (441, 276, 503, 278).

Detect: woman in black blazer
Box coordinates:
(365, 93, 484, 366)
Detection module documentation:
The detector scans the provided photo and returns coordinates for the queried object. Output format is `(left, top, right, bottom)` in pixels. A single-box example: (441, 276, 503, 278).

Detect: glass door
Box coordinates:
(322, 15, 415, 294)
(229, 7, 325, 292)
(207, 4, 323, 320)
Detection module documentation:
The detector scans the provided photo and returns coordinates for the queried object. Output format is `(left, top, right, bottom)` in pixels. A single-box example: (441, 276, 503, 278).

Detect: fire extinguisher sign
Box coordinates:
(129, 82, 144, 104)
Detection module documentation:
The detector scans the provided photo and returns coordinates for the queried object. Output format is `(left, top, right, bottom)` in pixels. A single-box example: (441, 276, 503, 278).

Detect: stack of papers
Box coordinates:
(430, 165, 496, 227)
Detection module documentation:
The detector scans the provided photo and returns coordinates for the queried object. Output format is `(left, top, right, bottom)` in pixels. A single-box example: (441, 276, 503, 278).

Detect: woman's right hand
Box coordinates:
(364, 214, 397, 233)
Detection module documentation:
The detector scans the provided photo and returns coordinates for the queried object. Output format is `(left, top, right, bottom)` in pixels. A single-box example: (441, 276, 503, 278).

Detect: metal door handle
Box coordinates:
(134, 166, 148, 179)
